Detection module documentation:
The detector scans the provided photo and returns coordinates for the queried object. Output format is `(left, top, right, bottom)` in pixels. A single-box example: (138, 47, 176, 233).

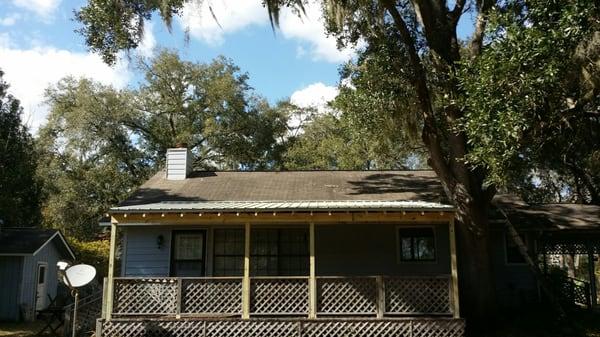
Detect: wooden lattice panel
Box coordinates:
(250, 278, 309, 315)
(411, 319, 465, 337)
(384, 277, 451, 315)
(303, 320, 411, 337)
(99, 318, 465, 337)
(182, 278, 243, 315)
(114, 278, 178, 315)
(206, 320, 299, 337)
(317, 277, 377, 315)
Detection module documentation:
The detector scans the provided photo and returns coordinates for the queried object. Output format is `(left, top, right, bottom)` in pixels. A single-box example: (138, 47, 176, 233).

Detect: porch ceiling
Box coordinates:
(110, 200, 455, 213)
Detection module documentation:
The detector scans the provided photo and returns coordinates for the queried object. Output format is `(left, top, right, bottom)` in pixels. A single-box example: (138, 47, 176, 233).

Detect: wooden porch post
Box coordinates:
(449, 218, 460, 318)
(242, 222, 251, 319)
(105, 221, 117, 320)
(308, 222, 317, 319)
(587, 244, 597, 308)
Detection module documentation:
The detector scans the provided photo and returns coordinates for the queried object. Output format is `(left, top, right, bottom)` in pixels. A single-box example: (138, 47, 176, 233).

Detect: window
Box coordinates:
(213, 229, 245, 276)
(251, 228, 309, 276)
(505, 231, 528, 264)
(397, 227, 436, 262)
(171, 231, 205, 276)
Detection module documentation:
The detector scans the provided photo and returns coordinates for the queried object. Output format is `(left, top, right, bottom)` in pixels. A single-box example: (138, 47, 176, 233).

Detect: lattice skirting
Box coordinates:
(98, 318, 465, 337)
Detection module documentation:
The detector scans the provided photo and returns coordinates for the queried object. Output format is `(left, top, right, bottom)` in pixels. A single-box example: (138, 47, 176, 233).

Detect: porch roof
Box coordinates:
(111, 200, 455, 213)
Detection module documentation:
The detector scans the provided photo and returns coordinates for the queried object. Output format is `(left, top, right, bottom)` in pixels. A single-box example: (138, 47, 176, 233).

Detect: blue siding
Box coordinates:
(0, 257, 23, 321)
(122, 228, 171, 276)
(20, 239, 65, 321)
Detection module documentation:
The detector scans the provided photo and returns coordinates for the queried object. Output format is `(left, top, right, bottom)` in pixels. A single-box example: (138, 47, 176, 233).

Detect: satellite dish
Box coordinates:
(63, 264, 96, 288)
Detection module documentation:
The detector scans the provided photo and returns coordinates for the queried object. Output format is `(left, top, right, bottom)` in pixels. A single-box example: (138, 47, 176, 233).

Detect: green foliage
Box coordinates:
(0, 69, 42, 227)
(38, 78, 150, 239)
(457, 0, 600, 202)
(128, 50, 288, 169)
(69, 238, 110, 277)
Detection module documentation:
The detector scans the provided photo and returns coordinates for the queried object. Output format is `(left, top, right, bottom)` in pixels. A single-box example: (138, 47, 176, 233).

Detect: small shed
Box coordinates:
(0, 228, 75, 321)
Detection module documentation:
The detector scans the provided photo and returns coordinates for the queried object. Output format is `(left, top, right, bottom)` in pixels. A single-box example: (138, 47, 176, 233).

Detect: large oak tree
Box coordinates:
(75, 0, 600, 325)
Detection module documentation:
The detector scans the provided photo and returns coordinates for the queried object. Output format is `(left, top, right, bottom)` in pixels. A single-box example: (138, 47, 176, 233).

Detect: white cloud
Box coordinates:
(0, 35, 130, 132)
(136, 22, 156, 57)
(278, 2, 354, 62)
(0, 13, 21, 26)
(290, 82, 338, 110)
(178, 0, 268, 45)
(12, 0, 61, 18)
(178, 0, 354, 63)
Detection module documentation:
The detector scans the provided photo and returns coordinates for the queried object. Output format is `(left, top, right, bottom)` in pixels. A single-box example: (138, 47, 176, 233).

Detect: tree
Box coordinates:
(38, 77, 150, 239)
(126, 50, 288, 169)
(0, 69, 42, 227)
(75, 0, 600, 324)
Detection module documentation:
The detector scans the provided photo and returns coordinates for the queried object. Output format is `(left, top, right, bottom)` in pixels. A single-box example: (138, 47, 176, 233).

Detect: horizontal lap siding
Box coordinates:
(122, 228, 171, 277)
(315, 223, 451, 276)
(490, 229, 537, 307)
(0, 257, 23, 321)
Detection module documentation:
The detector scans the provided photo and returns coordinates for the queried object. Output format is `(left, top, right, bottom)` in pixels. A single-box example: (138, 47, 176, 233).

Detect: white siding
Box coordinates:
(166, 148, 191, 180)
(122, 227, 172, 276)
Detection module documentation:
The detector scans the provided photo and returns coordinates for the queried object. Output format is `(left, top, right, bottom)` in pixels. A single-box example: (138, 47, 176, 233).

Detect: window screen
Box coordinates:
(213, 229, 245, 276)
(251, 228, 309, 276)
(171, 231, 205, 276)
(398, 227, 436, 261)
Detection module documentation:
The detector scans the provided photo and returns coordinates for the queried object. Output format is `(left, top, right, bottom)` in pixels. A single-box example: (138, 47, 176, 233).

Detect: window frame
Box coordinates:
(396, 225, 438, 264)
(250, 227, 310, 276)
(170, 230, 207, 277)
(212, 228, 245, 276)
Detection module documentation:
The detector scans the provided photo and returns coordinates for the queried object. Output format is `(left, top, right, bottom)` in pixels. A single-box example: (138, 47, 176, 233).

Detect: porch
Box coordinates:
(98, 208, 463, 337)
(109, 275, 455, 317)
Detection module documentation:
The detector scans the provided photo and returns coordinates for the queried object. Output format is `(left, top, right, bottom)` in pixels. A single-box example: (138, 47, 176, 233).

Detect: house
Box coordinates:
(0, 228, 75, 321)
(95, 147, 600, 337)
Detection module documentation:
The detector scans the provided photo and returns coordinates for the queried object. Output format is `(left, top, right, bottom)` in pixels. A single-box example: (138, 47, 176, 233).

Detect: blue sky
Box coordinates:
(0, 0, 474, 132)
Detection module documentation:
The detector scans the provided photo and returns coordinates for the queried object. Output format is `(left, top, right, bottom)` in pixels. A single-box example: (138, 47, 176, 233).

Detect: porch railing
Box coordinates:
(112, 275, 453, 317)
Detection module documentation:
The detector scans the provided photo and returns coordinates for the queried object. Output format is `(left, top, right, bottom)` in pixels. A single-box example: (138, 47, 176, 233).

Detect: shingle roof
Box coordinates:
(0, 228, 75, 258)
(114, 170, 452, 212)
(496, 201, 600, 231)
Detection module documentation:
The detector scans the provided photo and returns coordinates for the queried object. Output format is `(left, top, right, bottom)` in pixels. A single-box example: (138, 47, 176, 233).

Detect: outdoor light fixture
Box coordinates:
(157, 235, 164, 249)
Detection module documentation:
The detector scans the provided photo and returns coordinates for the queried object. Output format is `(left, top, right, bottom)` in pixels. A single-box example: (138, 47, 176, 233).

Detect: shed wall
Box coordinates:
(0, 256, 23, 321)
(21, 240, 64, 321)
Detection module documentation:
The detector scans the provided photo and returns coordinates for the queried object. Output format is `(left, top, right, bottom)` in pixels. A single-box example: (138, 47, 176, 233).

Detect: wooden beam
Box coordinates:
(242, 222, 251, 319)
(105, 222, 117, 320)
(111, 211, 454, 226)
(448, 218, 460, 318)
(308, 222, 316, 319)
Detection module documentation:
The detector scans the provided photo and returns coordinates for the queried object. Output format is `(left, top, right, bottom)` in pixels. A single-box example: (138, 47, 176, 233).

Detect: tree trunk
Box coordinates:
(454, 199, 497, 332)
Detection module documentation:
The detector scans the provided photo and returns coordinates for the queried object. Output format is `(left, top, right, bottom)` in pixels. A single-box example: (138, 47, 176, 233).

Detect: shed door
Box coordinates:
(35, 263, 48, 311)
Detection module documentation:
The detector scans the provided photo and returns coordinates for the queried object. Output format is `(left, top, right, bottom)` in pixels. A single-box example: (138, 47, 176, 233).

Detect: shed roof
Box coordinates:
(0, 228, 76, 258)
(114, 170, 451, 212)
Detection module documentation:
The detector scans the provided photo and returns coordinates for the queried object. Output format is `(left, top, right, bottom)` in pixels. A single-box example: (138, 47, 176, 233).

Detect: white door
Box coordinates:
(35, 263, 48, 311)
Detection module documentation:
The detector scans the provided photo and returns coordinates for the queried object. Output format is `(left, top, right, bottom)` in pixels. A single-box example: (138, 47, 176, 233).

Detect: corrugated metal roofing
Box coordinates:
(111, 200, 455, 213)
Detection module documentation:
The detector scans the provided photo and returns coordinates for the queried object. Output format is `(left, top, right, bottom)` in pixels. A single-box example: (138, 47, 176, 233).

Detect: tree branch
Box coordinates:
(470, 0, 493, 57)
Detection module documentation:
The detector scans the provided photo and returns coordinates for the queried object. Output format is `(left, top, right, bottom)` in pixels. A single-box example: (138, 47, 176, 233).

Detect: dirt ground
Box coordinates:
(0, 320, 63, 337)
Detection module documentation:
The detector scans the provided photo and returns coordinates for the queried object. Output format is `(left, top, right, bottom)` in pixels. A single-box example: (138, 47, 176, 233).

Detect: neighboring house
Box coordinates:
(0, 228, 75, 321)
(95, 147, 600, 337)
